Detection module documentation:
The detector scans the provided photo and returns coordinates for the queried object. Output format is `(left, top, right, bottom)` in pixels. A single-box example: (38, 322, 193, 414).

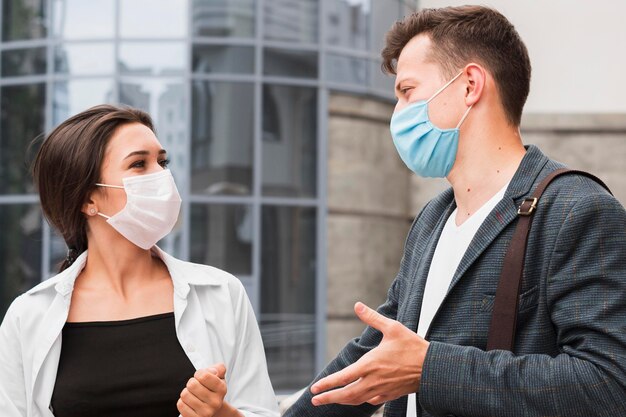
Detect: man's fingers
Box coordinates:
(366, 394, 387, 406)
(354, 302, 394, 333)
(311, 378, 374, 406)
(310, 361, 364, 395)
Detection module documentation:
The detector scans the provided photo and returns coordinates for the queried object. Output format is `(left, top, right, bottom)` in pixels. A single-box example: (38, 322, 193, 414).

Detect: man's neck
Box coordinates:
(447, 127, 526, 226)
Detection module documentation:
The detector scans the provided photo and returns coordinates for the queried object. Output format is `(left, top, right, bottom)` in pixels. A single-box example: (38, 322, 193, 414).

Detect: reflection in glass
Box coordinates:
(119, 79, 188, 191)
(0, 204, 42, 319)
(120, 0, 188, 38)
(192, 0, 255, 38)
(193, 45, 254, 74)
(262, 85, 317, 198)
(325, 0, 369, 50)
(52, 79, 114, 125)
(260, 205, 316, 391)
(119, 43, 186, 76)
(326, 54, 367, 86)
(0, 84, 45, 194)
(1, 47, 47, 77)
(191, 81, 254, 196)
(2, 0, 47, 42)
(52, 0, 114, 39)
(264, 0, 318, 43)
(54, 43, 115, 75)
(189, 204, 252, 276)
(263, 48, 318, 79)
(371, 0, 400, 53)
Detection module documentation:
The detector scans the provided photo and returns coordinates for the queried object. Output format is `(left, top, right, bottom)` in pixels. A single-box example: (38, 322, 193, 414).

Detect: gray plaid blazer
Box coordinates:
(284, 145, 626, 417)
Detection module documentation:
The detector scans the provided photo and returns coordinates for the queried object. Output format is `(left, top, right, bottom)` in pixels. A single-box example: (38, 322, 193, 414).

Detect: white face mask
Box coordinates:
(95, 169, 182, 250)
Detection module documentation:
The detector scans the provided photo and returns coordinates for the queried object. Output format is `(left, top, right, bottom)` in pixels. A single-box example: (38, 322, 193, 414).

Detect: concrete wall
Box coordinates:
(326, 93, 412, 363)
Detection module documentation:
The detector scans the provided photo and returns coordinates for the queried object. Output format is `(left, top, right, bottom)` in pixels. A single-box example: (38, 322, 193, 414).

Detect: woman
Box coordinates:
(0, 105, 279, 417)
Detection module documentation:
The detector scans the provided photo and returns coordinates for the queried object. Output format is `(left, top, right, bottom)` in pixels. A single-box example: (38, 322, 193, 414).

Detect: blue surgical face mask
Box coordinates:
(390, 71, 472, 178)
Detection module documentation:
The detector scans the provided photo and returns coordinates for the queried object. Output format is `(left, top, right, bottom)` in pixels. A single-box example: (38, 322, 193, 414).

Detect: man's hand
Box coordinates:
(310, 302, 429, 406)
(178, 364, 229, 417)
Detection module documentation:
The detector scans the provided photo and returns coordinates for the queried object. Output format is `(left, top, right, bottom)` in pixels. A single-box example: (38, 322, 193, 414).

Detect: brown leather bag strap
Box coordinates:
(486, 168, 612, 352)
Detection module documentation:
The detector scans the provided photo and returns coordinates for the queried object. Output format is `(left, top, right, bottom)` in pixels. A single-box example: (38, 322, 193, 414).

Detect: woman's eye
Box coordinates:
(159, 158, 171, 168)
(130, 160, 145, 169)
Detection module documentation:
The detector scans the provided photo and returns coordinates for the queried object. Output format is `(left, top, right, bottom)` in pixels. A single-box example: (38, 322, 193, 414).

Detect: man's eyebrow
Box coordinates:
(395, 77, 419, 91)
(123, 149, 167, 160)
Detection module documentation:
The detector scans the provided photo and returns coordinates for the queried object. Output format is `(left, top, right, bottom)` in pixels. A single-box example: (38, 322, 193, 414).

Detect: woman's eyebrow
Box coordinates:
(123, 149, 167, 160)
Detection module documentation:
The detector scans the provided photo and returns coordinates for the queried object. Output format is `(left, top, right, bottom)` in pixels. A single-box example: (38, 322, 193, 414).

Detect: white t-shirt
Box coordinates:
(406, 182, 509, 417)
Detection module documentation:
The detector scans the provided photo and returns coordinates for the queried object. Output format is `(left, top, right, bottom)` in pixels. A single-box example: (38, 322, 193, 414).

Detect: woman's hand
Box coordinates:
(177, 363, 241, 417)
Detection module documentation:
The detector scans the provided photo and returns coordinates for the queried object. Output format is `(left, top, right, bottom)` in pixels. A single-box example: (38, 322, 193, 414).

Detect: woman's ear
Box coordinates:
(463, 63, 486, 107)
(81, 196, 98, 217)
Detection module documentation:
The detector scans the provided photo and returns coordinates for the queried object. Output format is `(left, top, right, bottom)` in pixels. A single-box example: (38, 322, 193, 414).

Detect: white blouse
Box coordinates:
(0, 247, 279, 417)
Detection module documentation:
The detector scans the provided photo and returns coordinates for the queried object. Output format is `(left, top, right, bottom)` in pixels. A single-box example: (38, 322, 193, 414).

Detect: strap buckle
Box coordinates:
(517, 197, 538, 216)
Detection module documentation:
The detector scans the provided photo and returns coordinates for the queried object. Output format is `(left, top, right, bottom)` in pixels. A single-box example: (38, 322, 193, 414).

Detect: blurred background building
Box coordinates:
(1, 0, 624, 397)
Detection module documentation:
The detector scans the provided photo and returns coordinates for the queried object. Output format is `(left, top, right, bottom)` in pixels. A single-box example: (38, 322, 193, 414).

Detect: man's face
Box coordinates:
(393, 34, 467, 130)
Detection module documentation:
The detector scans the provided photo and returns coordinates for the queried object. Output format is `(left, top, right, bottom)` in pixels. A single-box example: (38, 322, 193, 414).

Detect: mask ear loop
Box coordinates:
(93, 183, 123, 220)
(456, 105, 473, 129)
(426, 70, 464, 104)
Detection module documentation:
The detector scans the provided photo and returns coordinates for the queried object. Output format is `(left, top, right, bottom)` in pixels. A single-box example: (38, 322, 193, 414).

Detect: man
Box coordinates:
(285, 5, 626, 417)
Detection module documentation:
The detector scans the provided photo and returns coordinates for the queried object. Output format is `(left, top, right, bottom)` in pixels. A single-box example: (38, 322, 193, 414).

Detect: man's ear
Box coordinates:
(463, 63, 486, 107)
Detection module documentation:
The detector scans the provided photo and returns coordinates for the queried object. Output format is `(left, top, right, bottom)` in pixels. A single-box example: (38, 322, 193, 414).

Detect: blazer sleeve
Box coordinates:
(225, 279, 280, 417)
(0, 297, 27, 417)
(283, 205, 428, 417)
(418, 192, 626, 417)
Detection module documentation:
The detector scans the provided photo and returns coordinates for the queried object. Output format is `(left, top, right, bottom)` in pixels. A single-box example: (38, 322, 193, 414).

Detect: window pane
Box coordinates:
(370, 58, 394, 93)
(261, 205, 316, 391)
(263, 48, 318, 79)
(0, 204, 42, 319)
(54, 43, 115, 75)
(0, 84, 45, 194)
(325, 0, 369, 50)
(192, 0, 255, 38)
(189, 204, 252, 276)
(191, 81, 253, 196)
(119, 42, 187, 76)
(193, 44, 254, 74)
(371, 0, 400, 53)
(1, 47, 47, 77)
(119, 78, 188, 191)
(52, 79, 114, 126)
(2, 0, 47, 42)
(52, 0, 114, 39)
(262, 84, 317, 198)
(264, 0, 318, 43)
(120, 0, 188, 38)
(326, 54, 367, 86)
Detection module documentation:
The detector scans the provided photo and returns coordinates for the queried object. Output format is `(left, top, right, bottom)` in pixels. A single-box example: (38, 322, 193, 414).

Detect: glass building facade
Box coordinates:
(0, 0, 411, 392)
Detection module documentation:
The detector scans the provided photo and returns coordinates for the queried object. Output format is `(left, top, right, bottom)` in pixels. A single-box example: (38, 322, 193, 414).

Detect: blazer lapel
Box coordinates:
(445, 145, 550, 295)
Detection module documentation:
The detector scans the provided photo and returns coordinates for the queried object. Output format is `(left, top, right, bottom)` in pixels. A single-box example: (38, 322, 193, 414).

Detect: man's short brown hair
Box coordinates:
(382, 5, 531, 126)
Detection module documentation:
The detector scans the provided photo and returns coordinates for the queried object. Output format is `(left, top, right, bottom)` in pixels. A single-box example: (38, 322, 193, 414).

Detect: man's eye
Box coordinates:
(401, 87, 413, 94)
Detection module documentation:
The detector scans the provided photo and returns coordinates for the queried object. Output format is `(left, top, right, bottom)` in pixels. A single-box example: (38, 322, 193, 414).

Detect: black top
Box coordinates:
(51, 312, 196, 417)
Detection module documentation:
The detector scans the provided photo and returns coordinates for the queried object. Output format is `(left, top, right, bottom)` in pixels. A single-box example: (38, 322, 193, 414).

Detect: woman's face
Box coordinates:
(92, 122, 170, 218)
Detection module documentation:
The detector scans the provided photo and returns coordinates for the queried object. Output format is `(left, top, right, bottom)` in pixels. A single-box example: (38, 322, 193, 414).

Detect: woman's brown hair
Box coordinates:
(32, 104, 155, 272)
